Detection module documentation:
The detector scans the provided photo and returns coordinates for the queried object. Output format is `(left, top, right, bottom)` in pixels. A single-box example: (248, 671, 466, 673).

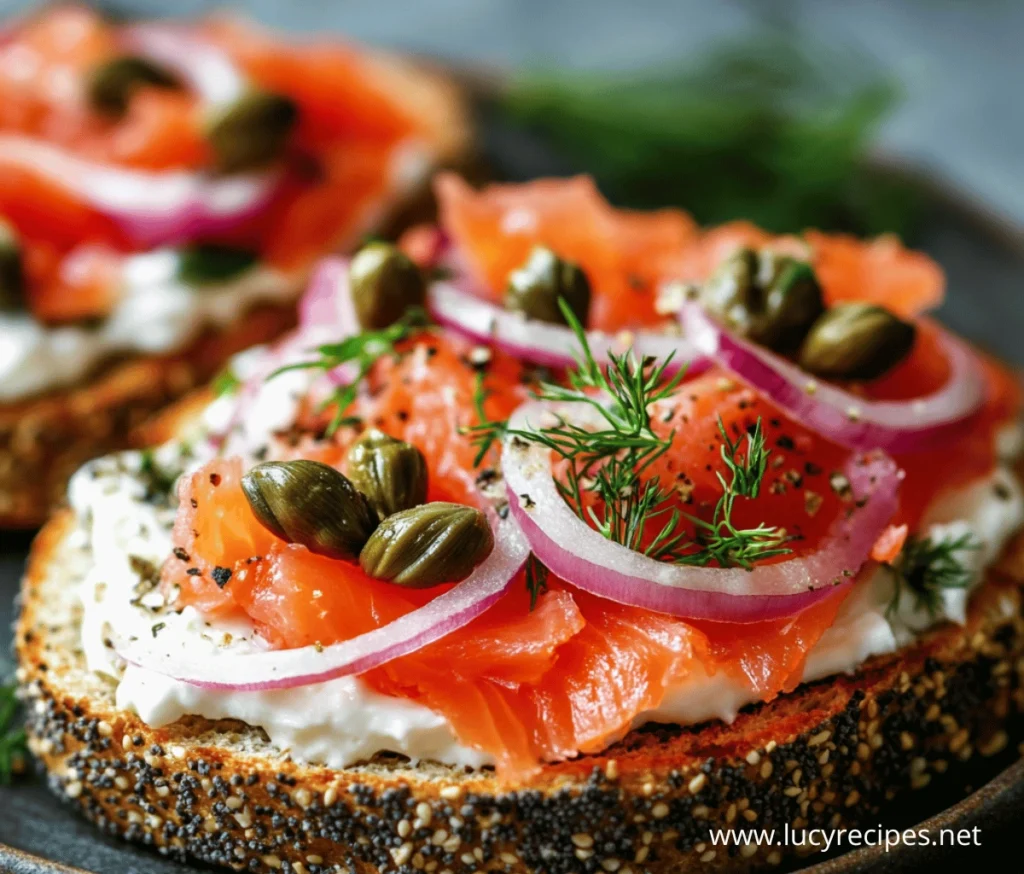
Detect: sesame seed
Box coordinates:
(635, 846, 650, 864)
(745, 750, 761, 766)
(293, 788, 312, 808)
(651, 802, 669, 819)
(96, 721, 113, 737)
(65, 781, 83, 799)
(500, 852, 519, 865)
(415, 801, 433, 826)
(439, 785, 462, 801)
(261, 855, 282, 870)
(700, 850, 717, 863)
(688, 773, 707, 794)
(391, 843, 414, 867)
(602, 859, 621, 872)
(760, 761, 774, 779)
(306, 856, 323, 866)
(323, 786, 338, 807)
(572, 834, 594, 849)
(397, 819, 412, 838)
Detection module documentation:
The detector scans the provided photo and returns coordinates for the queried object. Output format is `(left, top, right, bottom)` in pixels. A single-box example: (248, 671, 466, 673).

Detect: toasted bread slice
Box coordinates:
(0, 50, 470, 529)
(16, 474, 1024, 873)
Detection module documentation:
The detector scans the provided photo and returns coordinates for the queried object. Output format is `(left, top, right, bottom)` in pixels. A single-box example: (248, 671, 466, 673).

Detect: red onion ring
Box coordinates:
(502, 399, 902, 623)
(121, 23, 247, 107)
(0, 135, 281, 248)
(118, 513, 529, 691)
(682, 303, 987, 454)
(429, 280, 710, 376)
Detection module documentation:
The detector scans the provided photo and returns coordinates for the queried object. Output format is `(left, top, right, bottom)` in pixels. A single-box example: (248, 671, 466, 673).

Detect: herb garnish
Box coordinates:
(0, 682, 27, 785)
(464, 371, 509, 468)
(525, 554, 549, 610)
(886, 533, 980, 618)
(212, 366, 241, 398)
(138, 449, 178, 497)
(508, 300, 789, 567)
(270, 308, 428, 436)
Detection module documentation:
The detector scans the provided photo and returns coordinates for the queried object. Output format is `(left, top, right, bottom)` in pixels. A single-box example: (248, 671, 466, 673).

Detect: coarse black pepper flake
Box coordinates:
(211, 567, 232, 589)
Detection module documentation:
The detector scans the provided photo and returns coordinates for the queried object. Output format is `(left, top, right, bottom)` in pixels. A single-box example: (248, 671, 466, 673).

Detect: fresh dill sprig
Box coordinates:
(463, 371, 508, 468)
(212, 365, 241, 398)
(886, 533, 980, 618)
(525, 554, 549, 610)
(675, 419, 792, 568)
(509, 300, 788, 568)
(0, 682, 27, 785)
(270, 307, 428, 436)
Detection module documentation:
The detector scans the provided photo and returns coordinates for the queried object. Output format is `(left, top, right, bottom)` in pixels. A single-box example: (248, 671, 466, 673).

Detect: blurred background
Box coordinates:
(3, 0, 1023, 238)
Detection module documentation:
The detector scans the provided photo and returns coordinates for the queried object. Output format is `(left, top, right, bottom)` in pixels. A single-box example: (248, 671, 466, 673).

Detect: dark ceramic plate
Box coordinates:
(2, 91, 1024, 874)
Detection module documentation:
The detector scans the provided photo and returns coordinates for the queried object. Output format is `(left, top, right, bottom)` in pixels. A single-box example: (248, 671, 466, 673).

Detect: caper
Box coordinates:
(0, 219, 24, 311)
(241, 460, 378, 561)
(87, 55, 180, 117)
(349, 242, 426, 330)
(346, 429, 428, 519)
(359, 502, 494, 588)
(798, 303, 916, 381)
(205, 90, 298, 174)
(504, 245, 591, 327)
(700, 247, 824, 352)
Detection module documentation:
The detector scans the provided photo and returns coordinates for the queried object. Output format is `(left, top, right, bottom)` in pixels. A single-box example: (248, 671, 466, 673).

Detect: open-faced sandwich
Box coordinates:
(17, 175, 1024, 873)
(0, 5, 467, 527)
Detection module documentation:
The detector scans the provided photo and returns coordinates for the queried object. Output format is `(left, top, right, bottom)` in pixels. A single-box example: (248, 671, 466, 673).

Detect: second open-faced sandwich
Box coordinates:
(0, 5, 467, 526)
(17, 174, 1024, 873)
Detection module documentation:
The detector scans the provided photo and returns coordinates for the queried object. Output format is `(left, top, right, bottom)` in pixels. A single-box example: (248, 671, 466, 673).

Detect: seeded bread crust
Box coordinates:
(0, 51, 470, 530)
(16, 498, 1024, 874)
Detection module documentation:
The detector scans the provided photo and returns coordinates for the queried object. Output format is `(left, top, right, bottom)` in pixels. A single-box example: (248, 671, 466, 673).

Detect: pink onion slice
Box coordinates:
(121, 23, 247, 107)
(682, 303, 987, 454)
(298, 256, 358, 335)
(502, 399, 902, 623)
(118, 514, 529, 691)
(0, 134, 281, 248)
(428, 280, 710, 376)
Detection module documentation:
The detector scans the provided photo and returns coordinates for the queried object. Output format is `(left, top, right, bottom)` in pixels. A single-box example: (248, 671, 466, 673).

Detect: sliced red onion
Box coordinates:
(121, 23, 247, 107)
(0, 135, 281, 248)
(118, 514, 529, 691)
(429, 280, 710, 375)
(502, 399, 902, 623)
(682, 303, 987, 454)
(298, 256, 358, 335)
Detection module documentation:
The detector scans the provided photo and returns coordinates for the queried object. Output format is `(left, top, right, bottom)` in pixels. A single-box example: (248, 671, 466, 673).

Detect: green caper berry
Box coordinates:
(504, 245, 591, 327)
(346, 429, 428, 519)
(349, 242, 426, 330)
(359, 502, 494, 588)
(798, 303, 917, 381)
(205, 90, 298, 174)
(241, 460, 378, 561)
(700, 247, 824, 352)
(0, 220, 24, 311)
(87, 55, 180, 117)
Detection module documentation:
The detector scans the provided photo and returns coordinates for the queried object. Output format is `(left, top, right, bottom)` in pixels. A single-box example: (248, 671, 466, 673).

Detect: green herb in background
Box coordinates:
(177, 244, 259, 287)
(0, 682, 27, 785)
(497, 30, 921, 237)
